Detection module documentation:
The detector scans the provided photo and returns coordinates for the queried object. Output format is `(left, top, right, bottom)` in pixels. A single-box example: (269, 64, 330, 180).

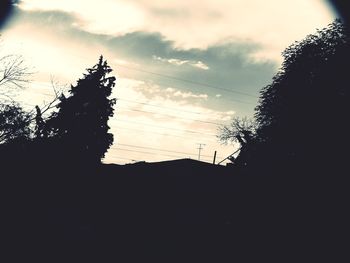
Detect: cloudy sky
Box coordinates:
(1, 0, 337, 164)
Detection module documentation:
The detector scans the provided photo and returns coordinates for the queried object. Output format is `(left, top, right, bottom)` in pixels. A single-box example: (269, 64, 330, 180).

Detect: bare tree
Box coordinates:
(0, 34, 33, 101)
(217, 117, 258, 166)
(0, 36, 63, 141)
(218, 117, 257, 146)
(0, 73, 66, 142)
(0, 53, 33, 105)
(0, 54, 32, 89)
(27, 77, 66, 124)
(38, 76, 66, 116)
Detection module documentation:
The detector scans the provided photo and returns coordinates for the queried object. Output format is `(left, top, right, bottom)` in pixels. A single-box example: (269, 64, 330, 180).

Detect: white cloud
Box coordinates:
(153, 56, 209, 70)
(173, 91, 208, 100)
(19, 0, 337, 62)
(134, 82, 208, 101)
(113, 58, 139, 67)
(225, 110, 235, 115)
(166, 58, 189, 66)
(192, 61, 209, 70)
(165, 87, 175, 93)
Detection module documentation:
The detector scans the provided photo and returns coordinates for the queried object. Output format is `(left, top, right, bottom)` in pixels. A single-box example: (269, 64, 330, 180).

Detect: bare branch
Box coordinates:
(0, 92, 16, 103)
(217, 116, 257, 145)
(40, 77, 66, 115)
(28, 77, 67, 120)
(0, 54, 33, 90)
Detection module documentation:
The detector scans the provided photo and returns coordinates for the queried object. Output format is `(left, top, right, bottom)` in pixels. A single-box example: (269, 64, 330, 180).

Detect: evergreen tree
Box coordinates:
(47, 56, 116, 163)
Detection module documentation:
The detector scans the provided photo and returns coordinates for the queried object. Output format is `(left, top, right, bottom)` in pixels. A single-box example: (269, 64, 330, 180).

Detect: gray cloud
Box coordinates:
(8, 8, 278, 116)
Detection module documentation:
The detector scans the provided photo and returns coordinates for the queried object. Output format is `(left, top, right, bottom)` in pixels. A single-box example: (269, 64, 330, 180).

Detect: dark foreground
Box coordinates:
(2, 158, 347, 262)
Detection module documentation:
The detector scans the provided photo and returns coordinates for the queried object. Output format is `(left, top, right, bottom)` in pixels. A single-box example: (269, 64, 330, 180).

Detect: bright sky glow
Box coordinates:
(1, 0, 337, 164)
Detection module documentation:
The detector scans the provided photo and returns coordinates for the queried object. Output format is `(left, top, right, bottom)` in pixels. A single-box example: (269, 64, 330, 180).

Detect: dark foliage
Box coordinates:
(220, 20, 349, 172)
(34, 105, 46, 139)
(215, 22, 350, 255)
(252, 19, 350, 171)
(0, 103, 31, 144)
(45, 56, 116, 164)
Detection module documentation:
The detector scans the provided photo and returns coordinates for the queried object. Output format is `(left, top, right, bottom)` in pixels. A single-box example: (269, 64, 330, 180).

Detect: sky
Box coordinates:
(0, 0, 338, 164)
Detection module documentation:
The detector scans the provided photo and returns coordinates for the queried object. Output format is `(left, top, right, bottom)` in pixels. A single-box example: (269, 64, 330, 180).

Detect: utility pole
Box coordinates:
(196, 143, 206, 161)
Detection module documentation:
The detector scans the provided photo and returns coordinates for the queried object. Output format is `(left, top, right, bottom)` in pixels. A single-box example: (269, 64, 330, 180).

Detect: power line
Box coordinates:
(116, 106, 222, 126)
(114, 63, 258, 98)
(28, 52, 257, 99)
(17, 82, 228, 161)
(111, 126, 218, 142)
(24, 87, 245, 122)
(20, 99, 222, 141)
(22, 89, 232, 118)
(115, 143, 221, 159)
(24, 92, 207, 117)
(140, 79, 256, 105)
(139, 82, 255, 106)
(19, 56, 258, 109)
(19, 93, 215, 127)
(113, 118, 217, 137)
(22, 99, 225, 142)
(116, 97, 203, 115)
(112, 147, 189, 159)
(20, 95, 221, 139)
(19, 92, 222, 140)
(21, 98, 221, 140)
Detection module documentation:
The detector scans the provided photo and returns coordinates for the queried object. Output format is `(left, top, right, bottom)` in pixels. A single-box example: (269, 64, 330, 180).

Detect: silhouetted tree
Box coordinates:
(254, 19, 350, 169)
(46, 56, 116, 164)
(0, 54, 31, 91)
(218, 117, 257, 166)
(0, 103, 31, 144)
(0, 34, 33, 104)
(219, 117, 256, 145)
